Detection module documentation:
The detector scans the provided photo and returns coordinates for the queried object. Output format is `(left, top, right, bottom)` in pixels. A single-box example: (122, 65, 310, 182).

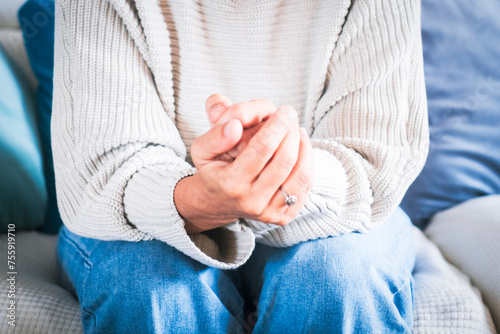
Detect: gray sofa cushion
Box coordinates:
(0, 232, 82, 334)
(426, 195, 500, 332)
(412, 227, 495, 333)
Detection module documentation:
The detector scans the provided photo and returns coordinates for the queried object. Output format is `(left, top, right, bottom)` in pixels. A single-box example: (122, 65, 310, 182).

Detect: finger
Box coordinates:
(253, 124, 300, 199)
(214, 99, 277, 129)
(226, 122, 265, 158)
(206, 94, 233, 126)
(191, 119, 243, 167)
(215, 122, 267, 163)
(265, 128, 314, 226)
(229, 105, 298, 182)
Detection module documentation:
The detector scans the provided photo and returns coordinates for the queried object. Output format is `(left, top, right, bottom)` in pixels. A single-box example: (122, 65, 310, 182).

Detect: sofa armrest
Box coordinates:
(425, 195, 500, 332)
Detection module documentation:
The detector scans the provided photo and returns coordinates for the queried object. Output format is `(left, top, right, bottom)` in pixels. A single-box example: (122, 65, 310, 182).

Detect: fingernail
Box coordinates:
(300, 127, 308, 135)
(284, 106, 298, 119)
(224, 120, 234, 137)
(209, 104, 226, 123)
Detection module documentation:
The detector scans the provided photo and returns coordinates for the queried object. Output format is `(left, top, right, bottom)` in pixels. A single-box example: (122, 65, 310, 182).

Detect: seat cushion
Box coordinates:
(426, 195, 500, 332)
(0, 231, 83, 333)
(412, 226, 496, 333)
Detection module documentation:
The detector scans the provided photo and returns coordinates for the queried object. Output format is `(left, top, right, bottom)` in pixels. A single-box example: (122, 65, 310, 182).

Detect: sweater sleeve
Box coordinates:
(246, 0, 429, 247)
(52, 0, 254, 269)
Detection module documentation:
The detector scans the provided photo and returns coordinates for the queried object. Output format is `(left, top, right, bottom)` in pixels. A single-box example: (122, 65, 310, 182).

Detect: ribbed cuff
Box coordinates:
(123, 161, 255, 269)
(245, 148, 373, 247)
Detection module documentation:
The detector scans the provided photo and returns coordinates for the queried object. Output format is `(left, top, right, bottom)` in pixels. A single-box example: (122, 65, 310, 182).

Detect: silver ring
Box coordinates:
(280, 187, 297, 206)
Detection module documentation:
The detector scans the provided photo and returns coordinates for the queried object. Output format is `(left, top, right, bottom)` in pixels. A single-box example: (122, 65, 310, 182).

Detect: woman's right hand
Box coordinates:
(175, 102, 306, 234)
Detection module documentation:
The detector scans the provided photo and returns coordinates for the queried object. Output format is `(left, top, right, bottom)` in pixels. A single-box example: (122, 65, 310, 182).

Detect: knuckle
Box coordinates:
(266, 100, 277, 110)
(250, 98, 268, 104)
(273, 111, 289, 127)
(223, 104, 250, 125)
(227, 158, 246, 178)
(277, 155, 297, 171)
(224, 186, 239, 199)
(297, 172, 313, 191)
(252, 130, 275, 155)
(278, 105, 298, 124)
(229, 185, 245, 200)
(220, 176, 241, 198)
(206, 93, 225, 105)
(229, 104, 244, 117)
(241, 200, 265, 217)
(253, 99, 276, 110)
(205, 94, 218, 110)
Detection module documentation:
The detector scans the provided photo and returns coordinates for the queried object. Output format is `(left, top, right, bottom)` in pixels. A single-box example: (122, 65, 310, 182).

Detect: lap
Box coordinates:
(57, 207, 415, 333)
(57, 226, 245, 333)
(239, 206, 415, 333)
(57, 226, 212, 296)
(241, 206, 415, 296)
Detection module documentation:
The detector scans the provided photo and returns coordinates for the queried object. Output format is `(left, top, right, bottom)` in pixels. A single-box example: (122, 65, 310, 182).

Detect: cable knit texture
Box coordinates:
(52, 0, 429, 268)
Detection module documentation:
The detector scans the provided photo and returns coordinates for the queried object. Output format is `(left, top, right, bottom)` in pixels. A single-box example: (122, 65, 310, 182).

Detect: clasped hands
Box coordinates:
(174, 94, 314, 234)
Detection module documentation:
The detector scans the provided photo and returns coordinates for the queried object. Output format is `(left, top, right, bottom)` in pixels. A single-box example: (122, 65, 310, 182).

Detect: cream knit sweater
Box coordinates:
(52, 0, 429, 269)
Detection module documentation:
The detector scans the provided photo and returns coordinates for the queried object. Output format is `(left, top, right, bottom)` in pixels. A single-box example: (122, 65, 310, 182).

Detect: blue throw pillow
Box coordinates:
(18, 0, 63, 234)
(0, 45, 47, 232)
(401, 0, 500, 228)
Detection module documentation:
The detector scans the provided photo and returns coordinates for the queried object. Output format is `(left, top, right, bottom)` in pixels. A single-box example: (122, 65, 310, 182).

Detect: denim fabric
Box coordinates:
(57, 207, 414, 333)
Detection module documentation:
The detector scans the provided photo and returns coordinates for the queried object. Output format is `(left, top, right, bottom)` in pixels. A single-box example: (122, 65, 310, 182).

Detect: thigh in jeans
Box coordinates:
(240, 207, 416, 334)
(57, 226, 95, 324)
(56, 225, 247, 334)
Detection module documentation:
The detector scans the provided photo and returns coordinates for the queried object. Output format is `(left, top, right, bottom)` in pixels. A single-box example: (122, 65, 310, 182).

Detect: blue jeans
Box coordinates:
(56, 207, 415, 333)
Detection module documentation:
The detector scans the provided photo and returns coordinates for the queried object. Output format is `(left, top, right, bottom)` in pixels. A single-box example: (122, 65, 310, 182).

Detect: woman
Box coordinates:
(54, 0, 429, 332)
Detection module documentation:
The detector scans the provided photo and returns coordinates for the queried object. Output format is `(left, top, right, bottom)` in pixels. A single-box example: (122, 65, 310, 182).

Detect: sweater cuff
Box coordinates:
(245, 148, 373, 247)
(123, 163, 255, 269)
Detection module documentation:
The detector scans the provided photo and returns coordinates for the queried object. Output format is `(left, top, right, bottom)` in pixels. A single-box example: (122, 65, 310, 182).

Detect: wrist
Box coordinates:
(174, 174, 205, 226)
(174, 173, 236, 234)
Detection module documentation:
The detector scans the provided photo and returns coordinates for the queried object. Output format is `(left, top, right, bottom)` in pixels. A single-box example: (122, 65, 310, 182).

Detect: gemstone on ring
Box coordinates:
(280, 187, 297, 206)
(285, 194, 297, 206)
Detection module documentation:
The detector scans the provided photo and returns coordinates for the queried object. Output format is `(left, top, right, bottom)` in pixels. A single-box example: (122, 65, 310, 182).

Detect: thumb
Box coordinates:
(191, 119, 243, 167)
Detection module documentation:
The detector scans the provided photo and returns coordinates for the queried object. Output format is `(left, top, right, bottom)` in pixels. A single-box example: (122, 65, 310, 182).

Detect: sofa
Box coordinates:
(0, 0, 499, 333)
